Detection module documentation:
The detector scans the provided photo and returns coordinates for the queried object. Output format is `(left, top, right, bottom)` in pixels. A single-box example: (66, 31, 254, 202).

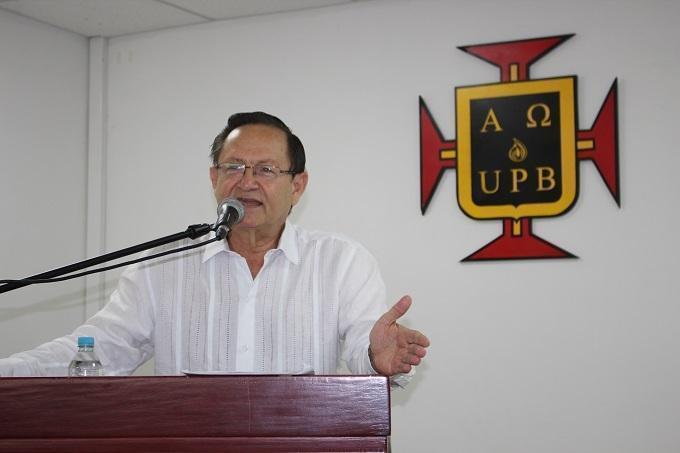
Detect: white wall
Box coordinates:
(104, 1, 680, 451)
(2, 0, 680, 451)
(0, 10, 88, 357)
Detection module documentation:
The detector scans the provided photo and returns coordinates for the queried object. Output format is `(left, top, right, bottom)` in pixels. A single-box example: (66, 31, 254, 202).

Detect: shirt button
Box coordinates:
(240, 345, 249, 353)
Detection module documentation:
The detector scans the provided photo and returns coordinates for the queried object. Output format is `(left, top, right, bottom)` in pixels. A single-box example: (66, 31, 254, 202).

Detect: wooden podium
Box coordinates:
(0, 375, 390, 452)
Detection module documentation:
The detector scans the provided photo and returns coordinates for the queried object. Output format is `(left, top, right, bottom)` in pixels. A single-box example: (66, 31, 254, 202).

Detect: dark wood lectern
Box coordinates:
(0, 375, 390, 452)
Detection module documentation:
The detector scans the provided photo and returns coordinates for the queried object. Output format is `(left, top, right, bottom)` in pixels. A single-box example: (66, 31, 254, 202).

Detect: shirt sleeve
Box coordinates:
(335, 241, 415, 387)
(0, 263, 155, 377)
(336, 241, 385, 375)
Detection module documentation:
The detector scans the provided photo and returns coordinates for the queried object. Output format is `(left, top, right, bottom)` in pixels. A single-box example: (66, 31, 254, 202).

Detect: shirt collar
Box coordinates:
(276, 220, 300, 264)
(201, 220, 299, 265)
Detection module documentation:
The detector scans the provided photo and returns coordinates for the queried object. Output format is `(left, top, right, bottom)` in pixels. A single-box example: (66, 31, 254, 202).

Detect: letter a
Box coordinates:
(480, 108, 503, 133)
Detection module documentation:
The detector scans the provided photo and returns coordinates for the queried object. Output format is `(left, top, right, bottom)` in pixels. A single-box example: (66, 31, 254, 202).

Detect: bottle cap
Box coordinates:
(77, 336, 95, 347)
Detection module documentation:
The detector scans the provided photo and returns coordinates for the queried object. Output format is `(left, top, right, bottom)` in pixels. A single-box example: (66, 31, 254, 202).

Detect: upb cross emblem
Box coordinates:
(420, 35, 619, 261)
(457, 77, 576, 219)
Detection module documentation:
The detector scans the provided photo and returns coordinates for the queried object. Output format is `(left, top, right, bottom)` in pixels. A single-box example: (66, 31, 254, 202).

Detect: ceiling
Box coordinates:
(0, 0, 363, 38)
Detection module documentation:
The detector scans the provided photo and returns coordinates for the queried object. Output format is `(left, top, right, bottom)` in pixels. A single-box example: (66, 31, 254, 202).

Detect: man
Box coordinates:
(0, 112, 429, 381)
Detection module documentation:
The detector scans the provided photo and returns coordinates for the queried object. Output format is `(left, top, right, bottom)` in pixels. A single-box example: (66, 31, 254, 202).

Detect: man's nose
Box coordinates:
(237, 166, 257, 188)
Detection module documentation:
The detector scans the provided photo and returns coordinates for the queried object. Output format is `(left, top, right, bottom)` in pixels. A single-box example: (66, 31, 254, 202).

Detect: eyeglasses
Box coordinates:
(214, 162, 296, 180)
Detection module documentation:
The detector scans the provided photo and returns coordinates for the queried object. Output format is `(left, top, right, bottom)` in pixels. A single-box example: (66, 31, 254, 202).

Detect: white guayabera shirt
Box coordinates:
(1, 222, 409, 384)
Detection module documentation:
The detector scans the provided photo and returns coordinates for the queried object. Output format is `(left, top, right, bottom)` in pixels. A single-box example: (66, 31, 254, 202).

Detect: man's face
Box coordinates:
(210, 124, 307, 236)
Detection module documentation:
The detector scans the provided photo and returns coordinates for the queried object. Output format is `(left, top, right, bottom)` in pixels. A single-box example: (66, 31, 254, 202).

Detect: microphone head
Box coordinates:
(214, 198, 245, 238)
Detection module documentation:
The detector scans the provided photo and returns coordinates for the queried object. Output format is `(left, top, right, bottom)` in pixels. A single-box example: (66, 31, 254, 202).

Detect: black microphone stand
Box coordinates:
(0, 223, 215, 295)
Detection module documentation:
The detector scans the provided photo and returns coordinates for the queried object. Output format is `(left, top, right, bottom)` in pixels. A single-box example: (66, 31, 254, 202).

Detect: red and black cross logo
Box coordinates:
(420, 34, 619, 261)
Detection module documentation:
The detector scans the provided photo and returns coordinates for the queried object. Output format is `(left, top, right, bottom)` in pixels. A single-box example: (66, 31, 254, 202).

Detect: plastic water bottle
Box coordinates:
(68, 336, 104, 376)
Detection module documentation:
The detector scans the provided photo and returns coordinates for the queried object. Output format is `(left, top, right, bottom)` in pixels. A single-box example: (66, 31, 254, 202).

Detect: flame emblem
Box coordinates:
(508, 138, 528, 162)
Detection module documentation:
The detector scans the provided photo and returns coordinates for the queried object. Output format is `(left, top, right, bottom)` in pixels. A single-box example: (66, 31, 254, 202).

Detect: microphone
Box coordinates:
(213, 198, 245, 239)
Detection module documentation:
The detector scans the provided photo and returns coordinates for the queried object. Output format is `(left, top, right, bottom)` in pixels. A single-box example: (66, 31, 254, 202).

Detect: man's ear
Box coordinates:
(291, 171, 308, 205)
(210, 166, 218, 190)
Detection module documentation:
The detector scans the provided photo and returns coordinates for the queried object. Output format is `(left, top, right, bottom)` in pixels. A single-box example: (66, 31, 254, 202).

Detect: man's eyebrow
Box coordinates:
(222, 157, 278, 165)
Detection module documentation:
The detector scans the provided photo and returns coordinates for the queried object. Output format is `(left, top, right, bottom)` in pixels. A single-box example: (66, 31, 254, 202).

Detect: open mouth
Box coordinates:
(238, 197, 263, 208)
